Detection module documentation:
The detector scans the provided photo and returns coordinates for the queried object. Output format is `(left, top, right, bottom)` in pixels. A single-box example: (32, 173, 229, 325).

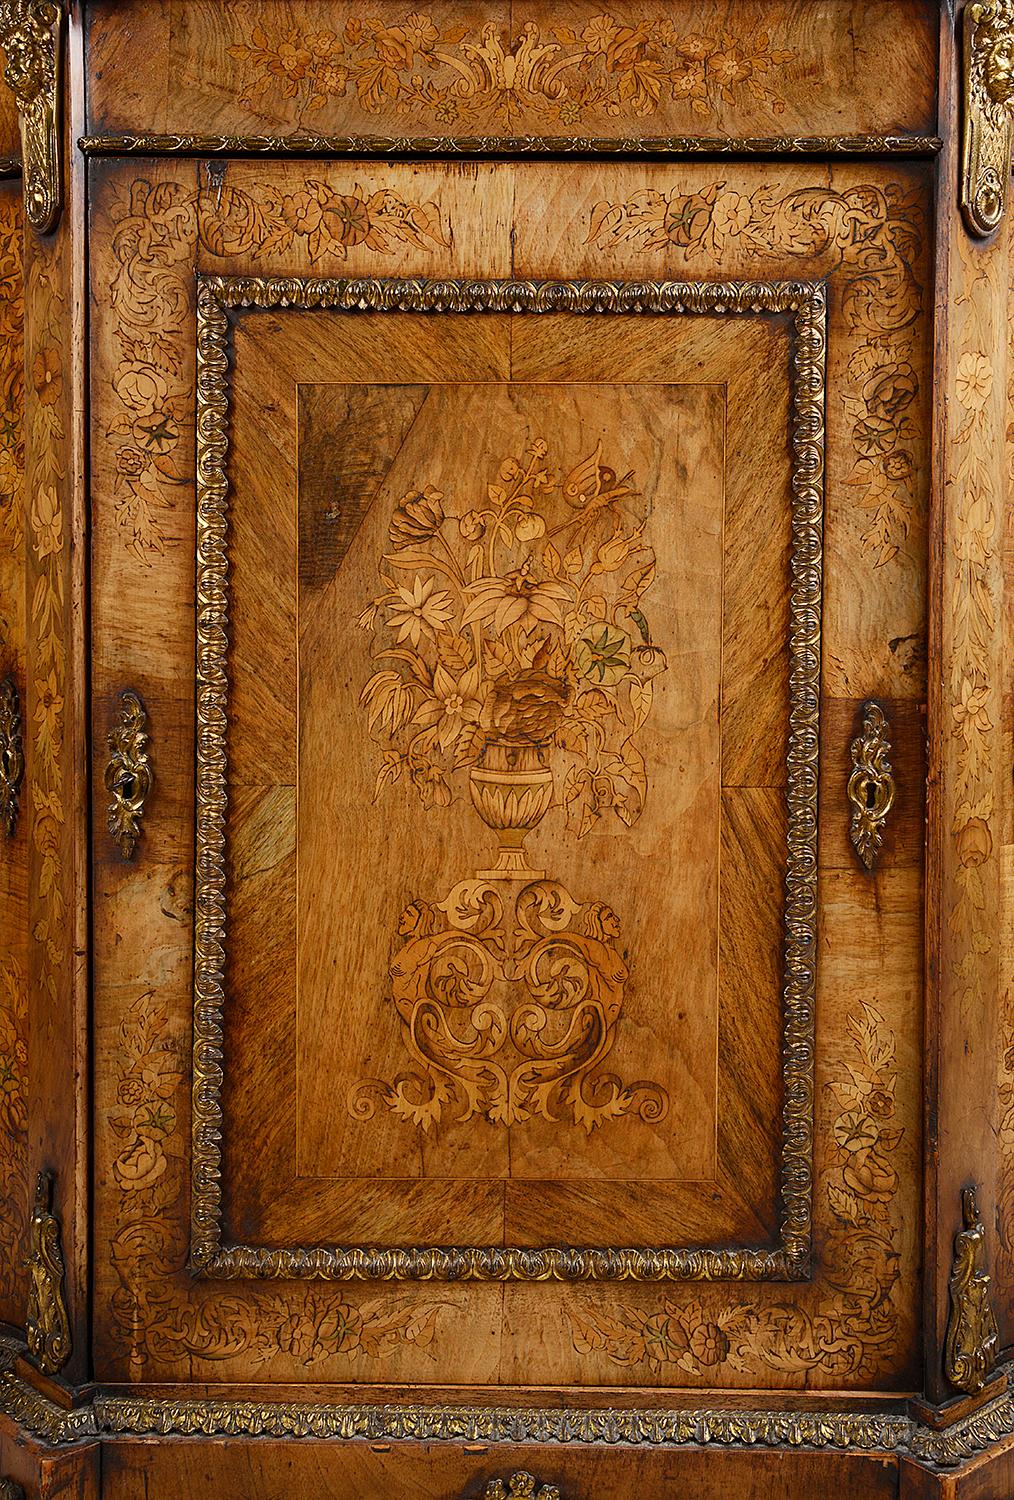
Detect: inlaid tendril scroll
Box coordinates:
(352, 436, 669, 1133)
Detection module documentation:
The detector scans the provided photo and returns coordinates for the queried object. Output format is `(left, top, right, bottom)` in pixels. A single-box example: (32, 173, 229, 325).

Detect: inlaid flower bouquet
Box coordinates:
(358, 436, 667, 869)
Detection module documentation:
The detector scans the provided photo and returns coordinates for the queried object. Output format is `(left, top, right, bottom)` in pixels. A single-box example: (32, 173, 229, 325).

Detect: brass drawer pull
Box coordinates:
(0, 675, 23, 838)
(105, 690, 152, 859)
(848, 700, 895, 873)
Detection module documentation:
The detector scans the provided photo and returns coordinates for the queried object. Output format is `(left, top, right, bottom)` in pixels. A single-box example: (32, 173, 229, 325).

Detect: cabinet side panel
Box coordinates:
(0, 179, 27, 1329)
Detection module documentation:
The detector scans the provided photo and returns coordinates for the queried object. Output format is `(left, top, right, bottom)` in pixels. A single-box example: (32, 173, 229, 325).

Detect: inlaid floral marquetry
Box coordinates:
(226, 13, 797, 129)
(352, 436, 670, 1132)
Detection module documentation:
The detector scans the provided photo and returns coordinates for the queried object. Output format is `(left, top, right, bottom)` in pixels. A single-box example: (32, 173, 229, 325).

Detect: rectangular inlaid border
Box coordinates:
(191, 275, 826, 1281)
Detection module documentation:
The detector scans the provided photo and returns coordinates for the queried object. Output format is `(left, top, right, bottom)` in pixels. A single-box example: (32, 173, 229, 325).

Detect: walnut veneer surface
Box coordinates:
(0, 3, 1014, 1498)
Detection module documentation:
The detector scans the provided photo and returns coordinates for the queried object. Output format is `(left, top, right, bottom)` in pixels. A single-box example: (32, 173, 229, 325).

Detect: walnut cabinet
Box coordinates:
(2, 2, 1014, 1497)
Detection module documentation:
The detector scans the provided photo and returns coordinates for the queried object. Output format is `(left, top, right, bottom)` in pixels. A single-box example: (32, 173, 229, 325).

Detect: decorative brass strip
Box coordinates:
(483, 1477, 559, 1500)
(192, 275, 824, 1283)
(25, 1170, 70, 1376)
(0, 1335, 1011, 1469)
(79, 131, 943, 160)
(0, 0, 62, 232)
(0, 675, 23, 837)
(961, 1, 1014, 235)
(945, 1186, 1000, 1396)
(847, 701, 896, 873)
(104, 689, 153, 860)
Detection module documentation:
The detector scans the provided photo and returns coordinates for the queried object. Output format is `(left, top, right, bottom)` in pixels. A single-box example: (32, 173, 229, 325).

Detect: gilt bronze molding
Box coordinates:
(190, 274, 824, 1283)
(0, 675, 23, 837)
(104, 690, 152, 860)
(0, 1330, 1011, 1469)
(848, 701, 895, 873)
(945, 1186, 1000, 1396)
(962, 0, 1014, 235)
(25, 1170, 70, 1376)
(483, 1477, 560, 1500)
(0, 0, 62, 232)
(78, 130, 943, 160)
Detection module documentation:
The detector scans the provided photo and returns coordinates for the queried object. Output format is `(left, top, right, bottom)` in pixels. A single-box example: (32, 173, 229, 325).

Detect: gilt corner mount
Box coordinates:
(188, 274, 824, 1284)
(0, 0, 63, 232)
(962, 0, 1014, 235)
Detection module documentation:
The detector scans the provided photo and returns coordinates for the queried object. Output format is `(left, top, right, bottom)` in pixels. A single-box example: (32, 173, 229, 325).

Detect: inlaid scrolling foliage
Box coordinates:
(227, 13, 797, 128)
(198, 175, 448, 264)
(105, 179, 198, 559)
(0, 957, 27, 1307)
(0, 201, 23, 560)
(353, 435, 670, 1132)
(586, 181, 925, 567)
(107, 991, 443, 1370)
(570, 1002, 904, 1378)
(26, 252, 66, 987)
(104, 175, 450, 562)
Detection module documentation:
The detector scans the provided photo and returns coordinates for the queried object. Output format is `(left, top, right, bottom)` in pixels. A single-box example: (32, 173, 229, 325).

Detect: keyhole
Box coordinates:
(120, 773, 135, 801)
(866, 781, 877, 811)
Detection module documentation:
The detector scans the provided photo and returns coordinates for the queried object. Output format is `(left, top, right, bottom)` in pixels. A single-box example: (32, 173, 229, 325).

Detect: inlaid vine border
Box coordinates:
(191, 273, 825, 1283)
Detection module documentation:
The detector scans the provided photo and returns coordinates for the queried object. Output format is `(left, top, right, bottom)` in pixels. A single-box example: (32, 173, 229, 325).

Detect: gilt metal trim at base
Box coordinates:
(945, 1186, 1000, 1396)
(78, 130, 944, 160)
(25, 1170, 70, 1376)
(0, 1334, 1012, 1469)
(962, 0, 1014, 235)
(483, 1477, 559, 1500)
(191, 274, 825, 1283)
(104, 690, 152, 860)
(0, 675, 23, 837)
(848, 701, 895, 872)
(0, 0, 63, 232)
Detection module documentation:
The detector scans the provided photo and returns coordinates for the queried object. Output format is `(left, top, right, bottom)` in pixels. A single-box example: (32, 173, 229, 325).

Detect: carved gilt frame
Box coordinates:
(191, 275, 826, 1282)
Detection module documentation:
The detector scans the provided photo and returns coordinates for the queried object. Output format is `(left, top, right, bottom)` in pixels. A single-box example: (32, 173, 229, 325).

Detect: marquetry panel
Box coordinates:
(90, 158, 926, 1391)
(195, 277, 818, 1282)
(83, 0, 939, 148)
(0, 180, 26, 1331)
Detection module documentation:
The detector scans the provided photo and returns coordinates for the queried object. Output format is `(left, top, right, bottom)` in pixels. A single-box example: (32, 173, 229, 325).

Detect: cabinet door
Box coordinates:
(90, 156, 928, 1397)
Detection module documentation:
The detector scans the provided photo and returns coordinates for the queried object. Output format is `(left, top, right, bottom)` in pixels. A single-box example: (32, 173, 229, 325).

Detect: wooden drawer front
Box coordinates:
(90, 157, 927, 1395)
(98, 1439, 902, 1500)
(84, 0, 939, 148)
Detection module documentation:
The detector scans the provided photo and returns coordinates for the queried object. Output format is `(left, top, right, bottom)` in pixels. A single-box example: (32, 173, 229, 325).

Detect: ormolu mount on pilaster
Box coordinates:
(944, 1187, 1000, 1395)
(25, 1170, 70, 1376)
(962, 0, 1014, 234)
(0, 0, 63, 232)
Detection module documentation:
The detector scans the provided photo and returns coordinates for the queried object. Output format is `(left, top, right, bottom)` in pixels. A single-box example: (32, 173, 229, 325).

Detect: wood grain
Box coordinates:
(84, 0, 939, 142)
(0, 179, 27, 1329)
(100, 1436, 901, 1500)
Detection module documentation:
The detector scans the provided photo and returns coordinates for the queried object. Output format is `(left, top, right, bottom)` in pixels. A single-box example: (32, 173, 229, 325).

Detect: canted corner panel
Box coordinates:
(191, 276, 826, 1282)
